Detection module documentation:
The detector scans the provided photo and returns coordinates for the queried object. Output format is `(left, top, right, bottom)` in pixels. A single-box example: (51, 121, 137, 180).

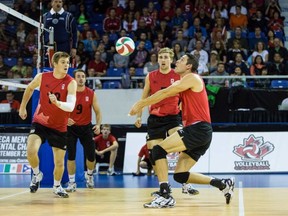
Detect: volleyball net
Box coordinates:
(0, 2, 56, 90)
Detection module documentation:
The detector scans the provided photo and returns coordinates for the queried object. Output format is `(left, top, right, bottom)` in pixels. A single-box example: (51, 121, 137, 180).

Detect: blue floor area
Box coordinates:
(1, 173, 288, 188)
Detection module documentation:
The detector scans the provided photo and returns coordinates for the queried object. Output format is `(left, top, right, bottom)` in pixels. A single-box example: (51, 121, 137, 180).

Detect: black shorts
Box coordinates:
(96, 151, 110, 163)
(147, 114, 182, 141)
(67, 123, 95, 162)
(178, 122, 213, 162)
(29, 122, 68, 150)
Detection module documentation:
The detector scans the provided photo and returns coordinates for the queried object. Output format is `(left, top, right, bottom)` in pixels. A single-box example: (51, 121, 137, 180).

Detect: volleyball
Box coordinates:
(115, 37, 135, 56)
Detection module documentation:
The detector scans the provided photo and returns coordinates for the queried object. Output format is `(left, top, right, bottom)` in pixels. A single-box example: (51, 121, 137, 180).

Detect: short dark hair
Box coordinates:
(186, 53, 198, 72)
(73, 69, 86, 77)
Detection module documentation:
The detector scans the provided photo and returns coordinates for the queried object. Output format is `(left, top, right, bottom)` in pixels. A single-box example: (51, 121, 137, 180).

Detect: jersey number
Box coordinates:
(76, 104, 82, 114)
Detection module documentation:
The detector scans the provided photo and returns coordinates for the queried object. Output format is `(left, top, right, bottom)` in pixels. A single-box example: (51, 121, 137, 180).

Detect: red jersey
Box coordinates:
(33, 72, 74, 132)
(70, 87, 94, 126)
(180, 75, 211, 126)
(148, 69, 180, 116)
(138, 144, 149, 159)
(94, 134, 116, 151)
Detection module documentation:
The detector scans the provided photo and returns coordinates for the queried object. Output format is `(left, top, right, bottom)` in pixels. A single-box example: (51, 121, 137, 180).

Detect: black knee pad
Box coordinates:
(152, 145, 167, 161)
(174, 172, 190, 183)
(148, 149, 155, 166)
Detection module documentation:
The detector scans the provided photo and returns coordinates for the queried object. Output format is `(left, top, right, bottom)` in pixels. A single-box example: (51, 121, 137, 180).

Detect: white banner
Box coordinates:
(124, 132, 288, 173)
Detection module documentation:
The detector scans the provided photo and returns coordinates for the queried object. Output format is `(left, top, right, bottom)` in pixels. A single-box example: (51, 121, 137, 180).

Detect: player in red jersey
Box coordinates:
(129, 53, 235, 208)
(134, 47, 199, 196)
(132, 143, 153, 176)
(94, 124, 119, 175)
(65, 69, 102, 192)
(19, 52, 77, 198)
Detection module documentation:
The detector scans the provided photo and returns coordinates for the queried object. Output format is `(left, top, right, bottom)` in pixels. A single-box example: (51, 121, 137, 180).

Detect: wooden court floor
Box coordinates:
(0, 187, 288, 216)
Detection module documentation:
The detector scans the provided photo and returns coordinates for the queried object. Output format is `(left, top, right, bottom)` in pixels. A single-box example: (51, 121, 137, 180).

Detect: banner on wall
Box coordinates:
(0, 133, 31, 174)
(124, 132, 288, 174)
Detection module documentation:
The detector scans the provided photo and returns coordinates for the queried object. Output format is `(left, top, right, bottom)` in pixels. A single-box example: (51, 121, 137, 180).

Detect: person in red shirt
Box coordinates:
(132, 143, 153, 176)
(19, 51, 77, 198)
(1, 91, 20, 112)
(94, 124, 119, 175)
(129, 53, 235, 208)
(134, 47, 199, 197)
(66, 69, 102, 192)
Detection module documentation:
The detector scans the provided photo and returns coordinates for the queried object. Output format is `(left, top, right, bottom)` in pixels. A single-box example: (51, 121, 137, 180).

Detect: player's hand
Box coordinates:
(67, 118, 75, 126)
(19, 108, 27, 120)
(48, 92, 59, 105)
(135, 117, 142, 128)
(92, 125, 101, 135)
(129, 101, 143, 116)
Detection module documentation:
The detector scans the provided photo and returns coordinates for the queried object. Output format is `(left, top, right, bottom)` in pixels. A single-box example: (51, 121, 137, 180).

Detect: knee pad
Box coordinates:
(148, 149, 155, 166)
(152, 145, 167, 161)
(174, 172, 190, 183)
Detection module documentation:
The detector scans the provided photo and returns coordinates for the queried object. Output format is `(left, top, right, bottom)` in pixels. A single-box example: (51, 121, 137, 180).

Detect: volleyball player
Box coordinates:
(19, 52, 77, 198)
(134, 47, 199, 196)
(66, 69, 102, 192)
(129, 53, 235, 208)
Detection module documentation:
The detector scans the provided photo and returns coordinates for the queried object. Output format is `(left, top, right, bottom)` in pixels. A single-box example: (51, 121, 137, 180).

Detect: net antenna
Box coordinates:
(0, 2, 54, 73)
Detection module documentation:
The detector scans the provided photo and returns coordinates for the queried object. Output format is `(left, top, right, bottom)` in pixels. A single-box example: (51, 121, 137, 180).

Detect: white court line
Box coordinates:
(0, 190, 29, 200)
(238, 181, 245, 216)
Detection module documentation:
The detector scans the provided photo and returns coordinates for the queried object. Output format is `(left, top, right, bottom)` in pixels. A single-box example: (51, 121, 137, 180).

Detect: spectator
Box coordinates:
(187, 29, 210, 53)
(129, 41, 149, 68)
(79, 22, 100, 41)
(250, 55, 266, 76)
(143, 53, 159, 75)
(172, 43, 185, 68)
(171, 29, 188, 52)
(229, 0, 247, 15)
(265, 0, 281, 20)
(268, 53, 288, 76)
(181, 21, 190, 39)
(94, 124, 119, 176)
(248, 27, 268, 53)
(170, 7, 185, 32)
(229, 5, 248, 32)
(0, 91, 21, 112)
(87, 51, 107, 78)
(252, 41, 269, 63)
(122, 11, 138, 36)
(211, 17, 227, 45)
(208, 62, 229, 87)
(229, 66, 246, 87)
(23, 32, 37, 57)
(212, 40, 227, 64)
(226, 26, 249, 53)
(190, 40, 209, 66)
(254, 67, 270, 88)
(211, 1, 228, 20)
(227, 53, 249, 75)
(188, 17, 208, 39)
(112, 51, 129, 69)
(75, 4, 89, 25)
(93, 0, 109, 14)
(135, 32, 153, 52)
(103, 8, 121, 35)
(154, 20, 172, 43)
(248, 9, 267, 34)
(207, 50, 220, 74)
(106, 0, 124, 19)
(267, 11, 284, 34)
(159, 0, 175, 22)
(132, 144, 153, 176)
(267, 30, 283, 49)
(11, 57, 27, 78)
(16, 22, 26, 48)
(268, 38, 288, 63)
(74, 55, 87, 72)
(194, 50, 209, 76)
(140, 7, 156, 31)
(227, 39, 247, 63)
(82, 31, 98, 58)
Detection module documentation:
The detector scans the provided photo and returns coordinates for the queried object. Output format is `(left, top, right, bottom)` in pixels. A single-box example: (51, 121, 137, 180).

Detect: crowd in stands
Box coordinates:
(0, 0, 288, 90)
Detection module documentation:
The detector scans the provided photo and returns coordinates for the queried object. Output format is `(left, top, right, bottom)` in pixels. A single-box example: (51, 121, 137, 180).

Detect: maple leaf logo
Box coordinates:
(233, 134, 274, 160)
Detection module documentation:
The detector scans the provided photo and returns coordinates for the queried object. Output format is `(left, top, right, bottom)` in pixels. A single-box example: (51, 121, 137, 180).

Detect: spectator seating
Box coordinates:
(23, 57, 32, 65)
(106, 67, 124, 77)
(271, 80, 288, 89)
(3, 57, 17, 67)
(90, 23, 104, 35)
(135, 68, 145, 76)
(102, 81, 122, 89)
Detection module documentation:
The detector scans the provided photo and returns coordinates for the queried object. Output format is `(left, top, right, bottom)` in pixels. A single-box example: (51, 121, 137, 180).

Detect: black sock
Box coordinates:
(160, 183, 170, 197)
(210, 178, 226, 190)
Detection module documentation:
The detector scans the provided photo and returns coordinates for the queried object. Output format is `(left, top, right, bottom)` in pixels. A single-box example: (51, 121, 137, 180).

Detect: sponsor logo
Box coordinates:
(233, 134, 275, 170)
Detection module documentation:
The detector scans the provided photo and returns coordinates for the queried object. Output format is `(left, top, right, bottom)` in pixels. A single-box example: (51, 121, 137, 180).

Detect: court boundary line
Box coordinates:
(238, 181, 245, 216)
(0, 190, 29, 200)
